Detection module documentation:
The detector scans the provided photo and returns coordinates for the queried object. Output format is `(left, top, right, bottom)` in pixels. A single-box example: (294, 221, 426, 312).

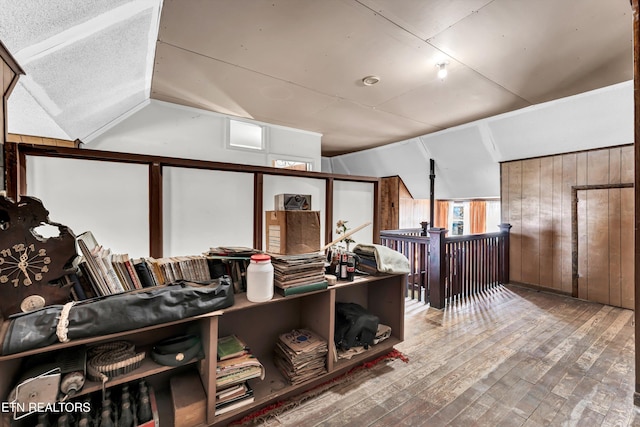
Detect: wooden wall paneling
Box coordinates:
(576, 189, 588, 299)
(520, 158, 541, 285)
(380, 176, 398, 230)
(538, 157, 554, 288)
(561, 153, 578, 293)
(500, 162, 509, 224)
(621, 145, 634, 184)
(609, 187, 623, 307)
(506, 161, 523, 282)
(586, 189, 611, 305)
(587, 149, 610, 185)
(552, 155, 564, 289)
(609, 147, 622, 185)
(621, 145, 634, 181)
(576, 152, 588, 185)
(621, 187, 634, 309)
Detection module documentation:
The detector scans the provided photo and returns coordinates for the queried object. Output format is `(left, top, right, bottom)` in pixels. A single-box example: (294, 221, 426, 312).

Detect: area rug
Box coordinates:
(229, 349, 409, 426)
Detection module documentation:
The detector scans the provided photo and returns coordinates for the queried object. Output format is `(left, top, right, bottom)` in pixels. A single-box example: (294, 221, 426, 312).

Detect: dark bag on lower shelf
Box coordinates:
(2, 276, 234, 355)
(334, 302, 379, 350)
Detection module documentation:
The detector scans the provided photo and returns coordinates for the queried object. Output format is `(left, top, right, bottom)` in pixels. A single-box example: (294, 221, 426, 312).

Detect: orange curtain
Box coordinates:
(434, 200, 449, 230)
(469, 200, 486, 234)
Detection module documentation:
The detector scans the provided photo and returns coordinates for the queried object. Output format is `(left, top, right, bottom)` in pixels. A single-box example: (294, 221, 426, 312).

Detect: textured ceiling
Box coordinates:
(0, 0, 634, 156)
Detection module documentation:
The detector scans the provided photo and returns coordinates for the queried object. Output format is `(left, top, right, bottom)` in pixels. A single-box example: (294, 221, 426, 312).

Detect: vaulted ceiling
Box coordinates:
(0, 0, 633, 156)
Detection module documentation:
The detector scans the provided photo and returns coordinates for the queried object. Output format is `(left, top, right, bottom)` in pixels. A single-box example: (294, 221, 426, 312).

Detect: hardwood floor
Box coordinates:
(259, 284, 640, 426)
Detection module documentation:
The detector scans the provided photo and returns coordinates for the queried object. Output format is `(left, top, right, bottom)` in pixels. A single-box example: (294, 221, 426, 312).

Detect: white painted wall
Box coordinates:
(87, 100, 323, 171)
(26, 156, 150, 258)
(332, 181, 375, 247)
(163, 168, 255, 256)
(326, 81, 634, 200)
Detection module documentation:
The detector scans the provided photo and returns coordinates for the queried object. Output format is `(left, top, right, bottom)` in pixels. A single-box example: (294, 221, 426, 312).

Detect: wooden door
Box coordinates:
(577, 187, 634, 309)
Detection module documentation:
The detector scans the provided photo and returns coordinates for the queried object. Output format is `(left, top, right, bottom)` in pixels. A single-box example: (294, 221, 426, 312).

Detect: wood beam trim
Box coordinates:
(631, 0, 640, 407)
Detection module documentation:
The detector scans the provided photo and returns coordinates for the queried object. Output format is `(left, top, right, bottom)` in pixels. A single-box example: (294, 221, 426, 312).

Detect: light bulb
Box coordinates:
(437, 63, 448, 79)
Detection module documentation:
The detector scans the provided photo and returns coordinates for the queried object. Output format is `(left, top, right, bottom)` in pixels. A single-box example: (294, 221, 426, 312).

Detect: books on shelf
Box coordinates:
(217, 335, 249, 361)
(216, 353, 265, 390)
(274, 328, 328, 385)
(215, 382, 254, 415)
(74, 231, 218, 300)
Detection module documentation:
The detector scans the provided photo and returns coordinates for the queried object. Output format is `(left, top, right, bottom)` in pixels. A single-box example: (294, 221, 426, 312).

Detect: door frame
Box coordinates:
(571, 183, 634, 298)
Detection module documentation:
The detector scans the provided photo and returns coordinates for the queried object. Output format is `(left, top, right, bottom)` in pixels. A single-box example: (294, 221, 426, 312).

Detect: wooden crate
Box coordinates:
(170, 372, 206, 427)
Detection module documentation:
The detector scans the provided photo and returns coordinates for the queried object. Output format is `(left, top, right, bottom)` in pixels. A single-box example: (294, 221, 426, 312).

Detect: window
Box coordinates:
(272, 159, 312, 171)
(228, 119, 265, 151)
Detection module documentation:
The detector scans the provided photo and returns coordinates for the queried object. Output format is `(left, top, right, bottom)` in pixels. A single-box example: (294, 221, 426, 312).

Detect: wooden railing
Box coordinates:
(380, 224, 511, 308)
(380, 230, 428, 301)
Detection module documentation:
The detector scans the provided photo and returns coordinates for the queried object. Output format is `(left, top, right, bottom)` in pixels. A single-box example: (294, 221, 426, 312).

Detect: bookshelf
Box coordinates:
(0, 273, 405, 427)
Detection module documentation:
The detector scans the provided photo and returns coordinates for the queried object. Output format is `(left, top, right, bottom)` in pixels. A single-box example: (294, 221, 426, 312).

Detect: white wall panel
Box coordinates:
(333, 181, 374, 246)
(25, 156, 149, 258)
(163, 167, 254, 256)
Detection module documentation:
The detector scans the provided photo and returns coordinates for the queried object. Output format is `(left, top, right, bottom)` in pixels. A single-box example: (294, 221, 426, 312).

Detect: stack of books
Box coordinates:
(215, 335, 265, 415)
(270, 253, 327, 296)
(274, 329, 328, 385)
(215, 382, 254, 416)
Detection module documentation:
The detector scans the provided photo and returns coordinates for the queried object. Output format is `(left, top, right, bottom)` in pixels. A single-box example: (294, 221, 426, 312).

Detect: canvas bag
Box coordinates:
(334, 302, 379, 350)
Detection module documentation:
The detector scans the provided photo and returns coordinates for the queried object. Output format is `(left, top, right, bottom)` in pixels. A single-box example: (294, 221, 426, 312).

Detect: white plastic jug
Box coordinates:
(246, 253, 274, 302)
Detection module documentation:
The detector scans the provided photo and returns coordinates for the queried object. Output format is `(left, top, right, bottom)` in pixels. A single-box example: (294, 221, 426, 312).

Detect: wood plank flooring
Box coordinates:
(258, 284, 640, 426)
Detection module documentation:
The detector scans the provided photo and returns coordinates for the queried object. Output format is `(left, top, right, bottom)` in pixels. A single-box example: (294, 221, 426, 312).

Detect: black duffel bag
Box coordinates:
(334, 302, 379, 350)
(2, 277, 234, 355)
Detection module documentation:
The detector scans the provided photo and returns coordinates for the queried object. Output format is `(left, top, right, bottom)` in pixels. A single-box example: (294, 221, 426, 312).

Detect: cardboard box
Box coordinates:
(275, 193, 312, 210)
(170, 372, 206, 427)
(266, 210, 321, 254)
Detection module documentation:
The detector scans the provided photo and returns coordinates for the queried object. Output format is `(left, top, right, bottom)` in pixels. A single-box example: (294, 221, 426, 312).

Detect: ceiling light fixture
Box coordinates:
(436, 62, 448, 80)
(362, 75, 381, 86)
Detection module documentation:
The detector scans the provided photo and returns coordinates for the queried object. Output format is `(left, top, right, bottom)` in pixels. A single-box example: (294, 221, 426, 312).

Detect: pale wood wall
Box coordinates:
(381, 176, 429, 230)
(7, 133, 77, 148)
(501, 145, 634, 294)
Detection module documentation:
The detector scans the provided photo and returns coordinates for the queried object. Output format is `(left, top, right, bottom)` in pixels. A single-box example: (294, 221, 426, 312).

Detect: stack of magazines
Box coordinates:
(274, 328, 328, 385)
(270, 253, 327, 296)
(216, 335, 265, 415)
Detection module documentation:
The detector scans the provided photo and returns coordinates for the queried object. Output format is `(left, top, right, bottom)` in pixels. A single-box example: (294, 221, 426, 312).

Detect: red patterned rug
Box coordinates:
(230, 349, 409, 426)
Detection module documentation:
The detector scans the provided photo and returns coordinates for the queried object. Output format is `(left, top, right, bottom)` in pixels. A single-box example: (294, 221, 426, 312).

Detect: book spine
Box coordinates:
(124, 258, 143, 289)
(134, 261, 156, 288)
(77, 239, 110, 295)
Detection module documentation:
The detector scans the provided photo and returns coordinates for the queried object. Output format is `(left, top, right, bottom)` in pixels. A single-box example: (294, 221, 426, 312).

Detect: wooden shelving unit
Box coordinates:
(0, 273, 405, 427)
